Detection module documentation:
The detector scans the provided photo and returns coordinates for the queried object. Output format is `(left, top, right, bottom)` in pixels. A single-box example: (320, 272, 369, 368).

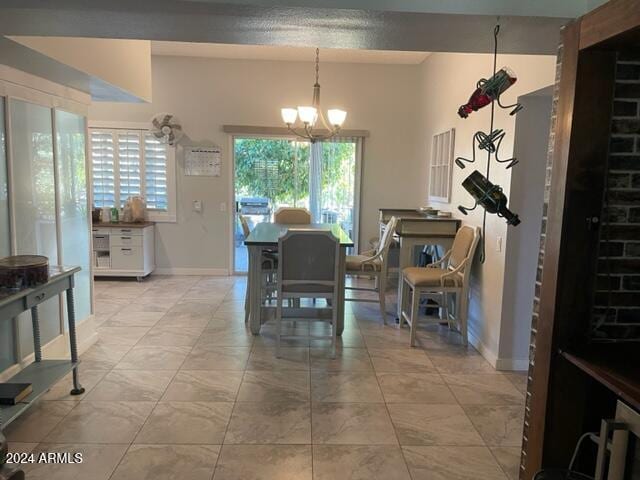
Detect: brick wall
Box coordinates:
(592, 50, 640, 341)
(519, 41, 563, 479)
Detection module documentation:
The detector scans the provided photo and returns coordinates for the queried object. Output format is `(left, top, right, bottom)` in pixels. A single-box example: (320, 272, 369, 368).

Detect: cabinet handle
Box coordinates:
(121, 236, 132, 240)
(94, 235, 106, 239)
(120, 229, 132, 233)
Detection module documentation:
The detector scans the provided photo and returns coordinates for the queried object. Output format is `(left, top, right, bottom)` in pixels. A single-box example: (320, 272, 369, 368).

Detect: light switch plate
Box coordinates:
(193, 200, 203, 212)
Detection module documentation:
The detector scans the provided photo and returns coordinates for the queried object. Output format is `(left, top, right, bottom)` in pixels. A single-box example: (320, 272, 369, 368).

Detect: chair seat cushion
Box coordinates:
(346, 255, 381, 272)
(403, 267, 458, 287)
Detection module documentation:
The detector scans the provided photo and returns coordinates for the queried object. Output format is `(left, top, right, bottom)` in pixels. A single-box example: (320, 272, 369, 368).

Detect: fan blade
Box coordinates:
(152, 117, 162, 129)
(162, 114, 171, 125)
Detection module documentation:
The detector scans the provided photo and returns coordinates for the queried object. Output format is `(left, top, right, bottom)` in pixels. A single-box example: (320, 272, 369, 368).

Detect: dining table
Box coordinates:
(244, 222, 354, 335)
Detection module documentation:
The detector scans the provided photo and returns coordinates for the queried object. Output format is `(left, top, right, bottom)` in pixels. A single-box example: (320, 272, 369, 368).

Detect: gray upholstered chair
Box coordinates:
(274, 207, 312, 224)
(345, 216, 398, 323)
(399, 225, 480, 346)
(276, 229, 340, 358)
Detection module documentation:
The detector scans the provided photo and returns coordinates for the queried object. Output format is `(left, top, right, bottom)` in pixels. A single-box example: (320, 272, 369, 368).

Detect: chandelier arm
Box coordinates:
(286, 125, 312, 141)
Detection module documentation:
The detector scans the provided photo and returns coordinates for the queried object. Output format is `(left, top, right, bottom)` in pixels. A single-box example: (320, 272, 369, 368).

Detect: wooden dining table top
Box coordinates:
(244, 223, 354, 247)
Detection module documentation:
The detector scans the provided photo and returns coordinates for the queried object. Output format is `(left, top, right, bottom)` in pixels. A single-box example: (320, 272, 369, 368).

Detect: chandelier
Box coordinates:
(280, 48, 347, 143)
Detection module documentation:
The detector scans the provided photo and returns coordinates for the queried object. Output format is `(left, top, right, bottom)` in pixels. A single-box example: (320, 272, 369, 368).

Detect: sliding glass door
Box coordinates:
(0, 97, 13, 371)
(56, 109, 91, 324)
(232, 136, 361, 273)
(10, 99, 60, 357)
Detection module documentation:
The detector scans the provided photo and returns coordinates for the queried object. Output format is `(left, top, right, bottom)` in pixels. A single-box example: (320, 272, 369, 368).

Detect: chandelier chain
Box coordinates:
(315, 48, 320, 85)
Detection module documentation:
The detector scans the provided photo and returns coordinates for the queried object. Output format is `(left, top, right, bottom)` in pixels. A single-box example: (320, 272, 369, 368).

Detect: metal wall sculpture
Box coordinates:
(456, 23, 523, 262)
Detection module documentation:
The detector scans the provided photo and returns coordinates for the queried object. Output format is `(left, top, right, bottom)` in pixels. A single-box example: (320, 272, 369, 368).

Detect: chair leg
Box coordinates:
(244, 275, 250, 325)
(460, 291, 469, 346)
(276, 295, 283, 358)
(331, 299, 338, 359)
(409, 287, 420, 347)
(378, 274, 387, 325)
(398, 276, 409, 328)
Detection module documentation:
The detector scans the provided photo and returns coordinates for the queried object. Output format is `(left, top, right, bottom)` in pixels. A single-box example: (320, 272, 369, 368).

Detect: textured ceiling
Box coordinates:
(0, 0, 569, 55)
(151, 42, 431, 64)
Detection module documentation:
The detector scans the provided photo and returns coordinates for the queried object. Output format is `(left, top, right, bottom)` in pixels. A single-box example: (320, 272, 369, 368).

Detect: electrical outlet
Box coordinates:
(193, 200, 202, 213)
(220, 202, 227, 212)
(496, 236, 503, 252)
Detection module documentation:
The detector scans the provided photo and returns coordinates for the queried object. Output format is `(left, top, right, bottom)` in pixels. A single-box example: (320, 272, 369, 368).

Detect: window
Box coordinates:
(89, 127, 176, 221)
(429, 128, 455, 203)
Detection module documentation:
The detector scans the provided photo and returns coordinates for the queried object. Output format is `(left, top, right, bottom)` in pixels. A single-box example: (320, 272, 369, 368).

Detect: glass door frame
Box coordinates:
(0, 73, 93, 369)
(228, 133, 363, 275)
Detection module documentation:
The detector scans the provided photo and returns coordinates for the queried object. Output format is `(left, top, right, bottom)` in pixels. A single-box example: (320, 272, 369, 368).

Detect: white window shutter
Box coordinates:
(144, 133, 169, 211)
(90, 130, 116, 208)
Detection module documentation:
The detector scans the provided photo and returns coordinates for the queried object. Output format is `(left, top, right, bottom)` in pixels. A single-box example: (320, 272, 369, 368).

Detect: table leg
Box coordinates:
(66, 287, 85, 395)
(30, 306, 42, 363)
(336, 248, 346, 335)
(248, 246, 263, 335)
(396, 237, 414, 320)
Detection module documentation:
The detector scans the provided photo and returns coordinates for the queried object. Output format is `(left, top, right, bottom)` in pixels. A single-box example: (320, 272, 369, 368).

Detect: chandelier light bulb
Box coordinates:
(327, 109, 347, 127)
(281, 108, 298, 125)
(297, 106, 318, 125)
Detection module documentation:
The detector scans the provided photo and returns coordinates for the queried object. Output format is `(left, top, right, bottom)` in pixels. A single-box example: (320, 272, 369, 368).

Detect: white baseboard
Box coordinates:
(467, 328, 529, 371)
(467, 329, 499, 368)
(153, 267, 230, 276)
(0, 315, 98, 382)
(495, 357, 529, 371)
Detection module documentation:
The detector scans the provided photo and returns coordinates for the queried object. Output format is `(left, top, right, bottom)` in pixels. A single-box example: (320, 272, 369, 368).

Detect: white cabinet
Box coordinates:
(92, 223, 155, 279)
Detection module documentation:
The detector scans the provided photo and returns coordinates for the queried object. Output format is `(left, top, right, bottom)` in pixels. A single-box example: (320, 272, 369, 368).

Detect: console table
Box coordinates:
(0, 266, 85, 433)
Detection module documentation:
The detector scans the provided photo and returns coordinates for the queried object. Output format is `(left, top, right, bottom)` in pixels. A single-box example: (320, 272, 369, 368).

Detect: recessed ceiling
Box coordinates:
(151, 41, 430, 65)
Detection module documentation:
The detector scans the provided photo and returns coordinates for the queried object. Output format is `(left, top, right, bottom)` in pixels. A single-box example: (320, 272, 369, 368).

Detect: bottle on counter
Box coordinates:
(110, 207, 119, 223)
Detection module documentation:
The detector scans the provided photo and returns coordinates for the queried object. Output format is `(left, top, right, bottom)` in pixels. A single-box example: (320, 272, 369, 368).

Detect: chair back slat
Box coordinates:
(377, 216, 398, 256)
(239, 214, 251, 239)
(278, 229, 340, 286)
(274, 207, 312, 224)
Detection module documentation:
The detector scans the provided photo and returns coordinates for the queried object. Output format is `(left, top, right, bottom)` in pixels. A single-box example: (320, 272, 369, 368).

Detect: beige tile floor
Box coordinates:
(6, 275, 527, 480)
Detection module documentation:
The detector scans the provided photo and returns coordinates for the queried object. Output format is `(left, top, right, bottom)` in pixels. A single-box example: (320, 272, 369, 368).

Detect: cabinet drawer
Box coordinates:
(25, 282, 63, 309)
(114, 227, 142, 235)
(92, 227, 111, 235)
(111, 246, 144, 271)
(111, 234, 143, 247)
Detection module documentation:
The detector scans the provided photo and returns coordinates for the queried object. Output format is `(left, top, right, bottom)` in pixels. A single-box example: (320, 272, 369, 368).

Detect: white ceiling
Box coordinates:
(151, 41, 430, 64)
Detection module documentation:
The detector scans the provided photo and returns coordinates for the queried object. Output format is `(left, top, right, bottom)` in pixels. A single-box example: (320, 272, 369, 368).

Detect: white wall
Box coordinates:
(418, 52, 555, 369)
(500, 92, 552, 368)
(89, 55, 423, 273)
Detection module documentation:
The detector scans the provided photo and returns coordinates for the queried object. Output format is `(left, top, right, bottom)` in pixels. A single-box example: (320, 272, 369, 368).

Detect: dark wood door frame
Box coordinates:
(525, 0, 640, 478)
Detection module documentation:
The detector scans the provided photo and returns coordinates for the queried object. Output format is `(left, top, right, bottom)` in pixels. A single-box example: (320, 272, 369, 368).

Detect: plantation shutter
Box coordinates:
(144, 133, 169, 211)
(117, 131, 142, 206)
(90, 130, 116, 208)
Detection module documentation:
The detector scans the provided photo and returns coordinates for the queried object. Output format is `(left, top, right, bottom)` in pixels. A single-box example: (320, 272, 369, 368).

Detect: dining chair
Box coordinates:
(398, 225, 480, 346)
(345, 216, 398, 324)
(275, 229, 340, 358)
(274, 207, 312, 224)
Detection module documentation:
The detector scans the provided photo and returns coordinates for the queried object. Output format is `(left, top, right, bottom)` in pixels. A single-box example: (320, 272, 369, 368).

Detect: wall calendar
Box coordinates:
(184, 146, 221, 176)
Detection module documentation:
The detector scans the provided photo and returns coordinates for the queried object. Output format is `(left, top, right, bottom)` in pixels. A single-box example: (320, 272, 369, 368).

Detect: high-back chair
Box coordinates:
(239, 214, 251, 238)
(399, 225, 480, 346)
(276, 229, 340, 358)
(345, 216, 398, 323)
(274, 207, 312, 224)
